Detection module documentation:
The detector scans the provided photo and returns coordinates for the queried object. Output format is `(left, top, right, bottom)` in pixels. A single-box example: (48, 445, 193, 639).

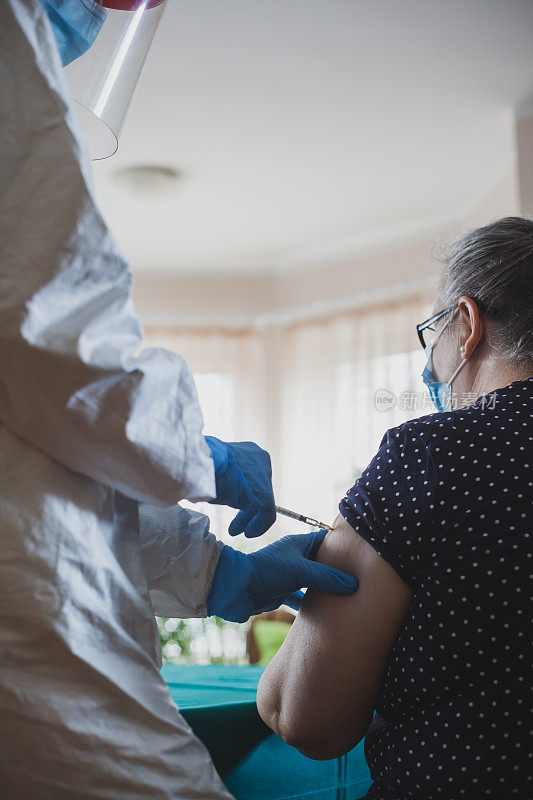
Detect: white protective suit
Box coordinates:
(0, 1, 234, 797)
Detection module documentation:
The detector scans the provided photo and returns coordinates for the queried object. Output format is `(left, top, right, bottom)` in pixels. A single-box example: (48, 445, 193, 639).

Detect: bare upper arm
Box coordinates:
(257, 513, 414, 759)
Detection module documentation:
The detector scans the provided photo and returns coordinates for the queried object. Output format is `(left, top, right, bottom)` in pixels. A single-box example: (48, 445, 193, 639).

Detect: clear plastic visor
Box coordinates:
(64, 0, 167, 160)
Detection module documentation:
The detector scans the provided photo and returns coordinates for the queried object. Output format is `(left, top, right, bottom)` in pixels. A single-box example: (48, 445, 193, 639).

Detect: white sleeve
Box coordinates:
(0, 0, 215, 506)
(139, 504, 225, 618)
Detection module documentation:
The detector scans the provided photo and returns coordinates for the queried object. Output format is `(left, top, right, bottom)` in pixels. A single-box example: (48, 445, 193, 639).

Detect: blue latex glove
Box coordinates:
(205, 436, 276, 538)
(206, 530, 359, 623)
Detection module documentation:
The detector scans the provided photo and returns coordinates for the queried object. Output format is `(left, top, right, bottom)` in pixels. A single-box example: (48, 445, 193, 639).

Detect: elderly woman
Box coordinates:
(257, 216, 533, 800)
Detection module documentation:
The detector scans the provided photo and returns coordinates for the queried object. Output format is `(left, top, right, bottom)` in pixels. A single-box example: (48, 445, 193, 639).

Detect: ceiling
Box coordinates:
(92, 0, 533, 276)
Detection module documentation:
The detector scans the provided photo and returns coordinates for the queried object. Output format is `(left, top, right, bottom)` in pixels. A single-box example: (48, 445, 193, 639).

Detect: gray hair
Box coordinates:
(437, 216, 533, 367)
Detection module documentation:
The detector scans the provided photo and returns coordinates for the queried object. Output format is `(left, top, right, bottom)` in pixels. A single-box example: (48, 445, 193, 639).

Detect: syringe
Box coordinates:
(275, 505, 334, 531)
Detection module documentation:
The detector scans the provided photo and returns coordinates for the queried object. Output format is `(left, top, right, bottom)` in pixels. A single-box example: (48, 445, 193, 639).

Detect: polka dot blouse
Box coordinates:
(339, 376, 533, 800)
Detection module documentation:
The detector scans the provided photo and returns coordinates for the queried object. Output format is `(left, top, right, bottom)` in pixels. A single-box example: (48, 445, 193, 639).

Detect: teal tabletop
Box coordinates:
(162, 664, 372, 800)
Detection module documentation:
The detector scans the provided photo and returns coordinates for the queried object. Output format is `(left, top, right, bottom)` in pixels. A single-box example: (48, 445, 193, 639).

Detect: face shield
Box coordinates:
(64, 0, 167, 160)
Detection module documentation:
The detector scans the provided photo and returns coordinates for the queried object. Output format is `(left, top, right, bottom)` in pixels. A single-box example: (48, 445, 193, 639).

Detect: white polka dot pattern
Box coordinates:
(339, 377, 533, 800)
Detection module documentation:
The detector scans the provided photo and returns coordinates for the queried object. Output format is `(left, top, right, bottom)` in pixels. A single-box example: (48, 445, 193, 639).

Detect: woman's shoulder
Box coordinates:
(380, 375, 533, 457)
(379, 411, 446, 452)
(378, 402, 485, 456)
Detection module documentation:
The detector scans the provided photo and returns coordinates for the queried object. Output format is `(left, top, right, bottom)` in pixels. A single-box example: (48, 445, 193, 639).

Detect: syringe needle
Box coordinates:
(275, 505, 333, 531)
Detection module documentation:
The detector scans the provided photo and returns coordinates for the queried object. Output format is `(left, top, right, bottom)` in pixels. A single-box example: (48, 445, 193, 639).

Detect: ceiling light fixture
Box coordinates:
(113, 164, 183, 194)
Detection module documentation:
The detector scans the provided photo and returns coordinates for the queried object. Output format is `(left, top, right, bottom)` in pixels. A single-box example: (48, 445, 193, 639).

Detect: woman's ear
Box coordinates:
(457, 296, 484, 358)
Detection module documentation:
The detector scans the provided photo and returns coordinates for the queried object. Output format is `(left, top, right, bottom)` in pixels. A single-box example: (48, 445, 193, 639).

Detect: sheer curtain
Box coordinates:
(144, 290, 433, 543)
(277, 293, 433, 528)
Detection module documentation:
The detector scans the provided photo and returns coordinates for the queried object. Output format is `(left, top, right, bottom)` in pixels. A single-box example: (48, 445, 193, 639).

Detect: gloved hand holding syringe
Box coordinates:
(204, 437, 354, 621)
(205, 435, 334, 536)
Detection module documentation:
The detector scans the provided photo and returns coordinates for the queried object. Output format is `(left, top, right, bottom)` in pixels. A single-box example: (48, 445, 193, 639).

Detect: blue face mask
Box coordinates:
(41, 0, 107, 67)
(421, 310, 468, 413)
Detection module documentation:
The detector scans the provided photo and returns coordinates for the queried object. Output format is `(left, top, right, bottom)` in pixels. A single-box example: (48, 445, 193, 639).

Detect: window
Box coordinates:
(143, 292, 433, 663)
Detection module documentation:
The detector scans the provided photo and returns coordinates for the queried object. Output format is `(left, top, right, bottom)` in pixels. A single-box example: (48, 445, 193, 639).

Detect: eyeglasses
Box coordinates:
(416, 300, 498, 349)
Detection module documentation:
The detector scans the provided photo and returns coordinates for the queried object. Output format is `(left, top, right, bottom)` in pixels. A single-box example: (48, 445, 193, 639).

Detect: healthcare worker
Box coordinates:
(0, 1, 358, 798)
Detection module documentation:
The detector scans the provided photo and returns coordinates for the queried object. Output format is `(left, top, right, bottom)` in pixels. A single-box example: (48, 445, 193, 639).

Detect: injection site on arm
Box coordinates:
(257, 513, 413, 760)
